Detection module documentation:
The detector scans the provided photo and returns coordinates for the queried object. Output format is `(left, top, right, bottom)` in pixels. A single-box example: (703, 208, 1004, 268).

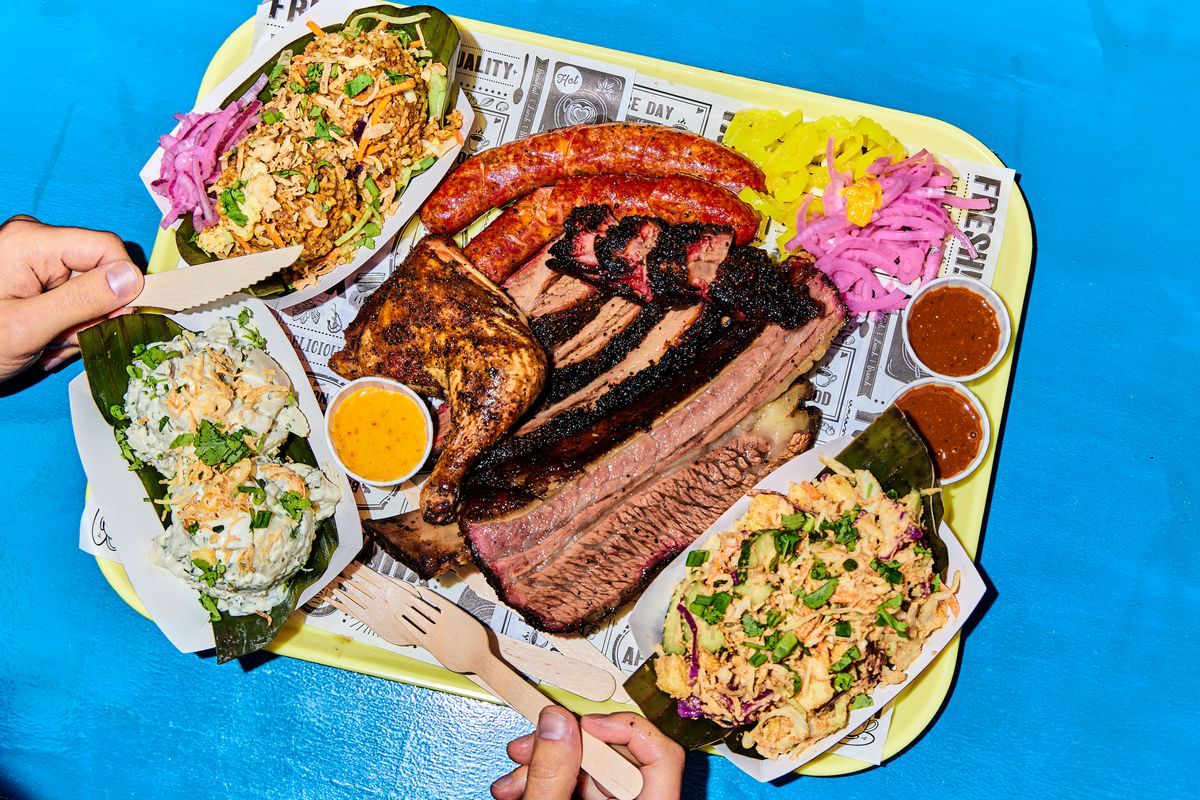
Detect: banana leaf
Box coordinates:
(624, 406, 945, 756)
(174, 3, 461, 297)
(78, 314, 338, 664)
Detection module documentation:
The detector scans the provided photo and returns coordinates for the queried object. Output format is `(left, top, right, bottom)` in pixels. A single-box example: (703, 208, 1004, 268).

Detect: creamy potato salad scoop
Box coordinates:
(118, 310, 341, 619)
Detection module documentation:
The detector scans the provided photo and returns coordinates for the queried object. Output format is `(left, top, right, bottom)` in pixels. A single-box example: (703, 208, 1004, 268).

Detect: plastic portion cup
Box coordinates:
(323, 377, 434, 487)
(890, 378, 990, 485)
(901, 276, 1011, 383)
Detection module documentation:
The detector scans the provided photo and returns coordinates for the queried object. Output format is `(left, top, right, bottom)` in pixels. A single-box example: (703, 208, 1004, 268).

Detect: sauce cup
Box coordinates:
(902, 275, 1011, 383)
(890, 378, 990, 485)
(324, 377, 434, 487)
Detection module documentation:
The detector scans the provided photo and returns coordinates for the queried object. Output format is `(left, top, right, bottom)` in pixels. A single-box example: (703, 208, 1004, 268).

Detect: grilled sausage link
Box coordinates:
(421, 122, 766, 234)
(462, 175, 761, 282)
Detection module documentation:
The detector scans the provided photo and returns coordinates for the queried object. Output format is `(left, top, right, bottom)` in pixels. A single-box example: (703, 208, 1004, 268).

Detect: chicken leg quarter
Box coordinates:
(330, 235, 548, 524)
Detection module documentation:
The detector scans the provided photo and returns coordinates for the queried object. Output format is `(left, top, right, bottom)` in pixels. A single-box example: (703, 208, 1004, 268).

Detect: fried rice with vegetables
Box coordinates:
(195, 21, 462, 289)
(653, 458, 959, 759)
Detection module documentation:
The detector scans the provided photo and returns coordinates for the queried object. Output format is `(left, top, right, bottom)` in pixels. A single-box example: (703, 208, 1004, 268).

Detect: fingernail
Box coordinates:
(491, 773, 515, 792)
(537, 708, 571, 741)
(105, 262, 140, 300)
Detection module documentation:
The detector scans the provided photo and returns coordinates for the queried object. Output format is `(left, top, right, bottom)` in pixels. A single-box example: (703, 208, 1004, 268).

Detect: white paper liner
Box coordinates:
(137, 1, 475, 310)
(627, 436, 986, 781)
(69, 296, 363, 654)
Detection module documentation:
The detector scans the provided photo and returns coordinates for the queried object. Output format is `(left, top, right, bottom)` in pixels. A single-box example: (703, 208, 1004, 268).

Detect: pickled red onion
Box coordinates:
(150, 76, 268, 230)
(787, 144, 992, 316)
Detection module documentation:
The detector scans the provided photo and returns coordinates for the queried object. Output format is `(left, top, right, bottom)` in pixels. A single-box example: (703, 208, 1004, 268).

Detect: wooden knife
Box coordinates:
(132, 245, 303, 311)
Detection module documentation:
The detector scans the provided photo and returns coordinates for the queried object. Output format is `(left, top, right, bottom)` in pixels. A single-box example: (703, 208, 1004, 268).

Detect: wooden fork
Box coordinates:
(329, 568, 645, 800)
(322, 570, 615, 702)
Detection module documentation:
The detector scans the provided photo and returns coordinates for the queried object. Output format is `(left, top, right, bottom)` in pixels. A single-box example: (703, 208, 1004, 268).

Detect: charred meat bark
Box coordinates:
(330, 235, 549, 525)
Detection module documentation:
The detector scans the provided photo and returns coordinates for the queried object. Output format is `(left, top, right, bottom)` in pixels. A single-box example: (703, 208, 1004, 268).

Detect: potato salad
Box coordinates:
(118, 310, 341, 619)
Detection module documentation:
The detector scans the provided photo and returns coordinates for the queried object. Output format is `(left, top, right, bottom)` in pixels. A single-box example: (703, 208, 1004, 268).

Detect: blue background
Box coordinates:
(1, 1, 1196, 798)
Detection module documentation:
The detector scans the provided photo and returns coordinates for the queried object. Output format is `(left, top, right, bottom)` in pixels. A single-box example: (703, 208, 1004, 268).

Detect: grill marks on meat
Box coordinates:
(470, 382, 823, 632)
(329, 236, 548, 525)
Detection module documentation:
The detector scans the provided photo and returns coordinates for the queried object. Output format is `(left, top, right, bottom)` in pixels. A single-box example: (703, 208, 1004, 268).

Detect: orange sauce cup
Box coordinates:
(324, 377, 434, 486)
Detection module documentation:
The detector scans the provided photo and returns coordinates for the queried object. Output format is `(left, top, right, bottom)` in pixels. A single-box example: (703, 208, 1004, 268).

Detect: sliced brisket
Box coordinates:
(470, 381, 823, 632)
(463, 265, 841, 562)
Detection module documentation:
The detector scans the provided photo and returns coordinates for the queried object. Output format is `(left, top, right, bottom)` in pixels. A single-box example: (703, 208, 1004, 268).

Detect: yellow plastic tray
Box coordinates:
(105, 11, 1033, 777)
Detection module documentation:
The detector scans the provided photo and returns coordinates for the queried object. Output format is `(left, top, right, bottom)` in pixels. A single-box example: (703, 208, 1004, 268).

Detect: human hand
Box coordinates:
(491, 708, 684, 800)
(0, 215, 143, 381)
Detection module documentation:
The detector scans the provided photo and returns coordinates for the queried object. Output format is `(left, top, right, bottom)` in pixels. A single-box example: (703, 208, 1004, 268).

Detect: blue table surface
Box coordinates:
(1, 1, 1196, 797)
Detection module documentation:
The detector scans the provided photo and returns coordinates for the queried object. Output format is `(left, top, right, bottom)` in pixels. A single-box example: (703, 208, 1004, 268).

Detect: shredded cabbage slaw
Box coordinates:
(653, 459, 959, 759)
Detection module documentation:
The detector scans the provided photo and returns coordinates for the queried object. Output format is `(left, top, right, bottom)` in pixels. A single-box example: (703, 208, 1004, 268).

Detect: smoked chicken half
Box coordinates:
(330, 235, 549, 524)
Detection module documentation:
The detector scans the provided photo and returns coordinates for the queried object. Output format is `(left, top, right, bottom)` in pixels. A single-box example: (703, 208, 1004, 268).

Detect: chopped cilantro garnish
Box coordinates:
(765, 610, 782, 629)
(191, 558, 226, 588)
(741, 613, 763, 637)
(262, 109, 284, 124)
(810, 557, 829, 581)
(307, 175, 319, 193)
(158, 415, 170, 431)
(186, 521, 199, 536)
(685, 550, 709, 568)
(913, 544, 932, 556)
(870, 558, 904, 585)
(273, 169, 302, 177)
(800, 578, 838, 609)
(169, 433, 194, 449)
(830, 646, 862, 673)
(850, 694, 874, 710)
(198, 593, 221, 622)
(344, 73, 374, 97)
(875, 596, 908, 636)
(193, 419, 253, 471)
(219, 185, 249, 227)
(306, 63, 323, 80)
(384, 69, 411, 84)
(774, 530, 801, 563)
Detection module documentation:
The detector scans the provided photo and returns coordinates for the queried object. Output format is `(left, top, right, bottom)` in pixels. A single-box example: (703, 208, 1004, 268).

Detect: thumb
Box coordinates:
(18, 261, 142, 347)
(524, 707, 582, 799)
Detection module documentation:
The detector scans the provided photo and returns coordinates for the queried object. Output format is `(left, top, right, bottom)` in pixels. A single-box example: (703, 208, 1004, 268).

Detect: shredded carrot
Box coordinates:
(306, 20, 324, 37)
(230, 231, 252, 253)
(377, 22, 388, 31)
(367, 142, 386, 156)
(409, 40, 424, 49)
(376, 80, 416, 99)
(263, 222, 285, 248)
(454, 128, 464, 145)
(370, 96, 391, 126)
